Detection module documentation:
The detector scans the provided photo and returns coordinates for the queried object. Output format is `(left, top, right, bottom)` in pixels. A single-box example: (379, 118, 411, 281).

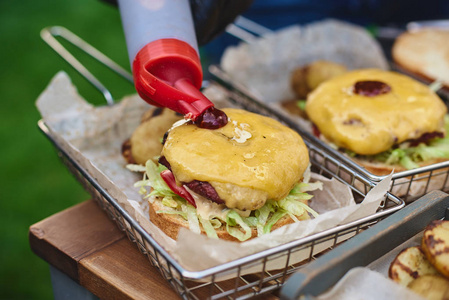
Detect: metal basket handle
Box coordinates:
(225, 16, 272, 43)
(40, 26, 133, 106)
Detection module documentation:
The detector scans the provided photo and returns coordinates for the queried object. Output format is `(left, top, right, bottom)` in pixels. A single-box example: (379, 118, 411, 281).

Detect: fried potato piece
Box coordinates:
(290, 60, 347, 99)
(422, 220, 449, 279)
(127, 108, 182, 165)
(280, 99, 308, 119)
(389, 246, 439, 286)
(408, 275, 449, 300)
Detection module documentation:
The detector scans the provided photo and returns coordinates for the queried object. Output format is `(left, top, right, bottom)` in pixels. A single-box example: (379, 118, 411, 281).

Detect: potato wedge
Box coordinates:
(290, 60, 347, 99)
(422, 220, 449, 279)
(389, 246, 439, 286)
(408, 275, 449, 300)
(124, 108, 182, 165)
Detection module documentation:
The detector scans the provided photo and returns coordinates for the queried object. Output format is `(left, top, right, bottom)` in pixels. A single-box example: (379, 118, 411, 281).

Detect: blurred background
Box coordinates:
(1, 0, 448, 299)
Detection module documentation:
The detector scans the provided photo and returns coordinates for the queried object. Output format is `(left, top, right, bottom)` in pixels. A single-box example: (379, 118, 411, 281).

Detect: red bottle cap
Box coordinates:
(132, 38, 213, 120)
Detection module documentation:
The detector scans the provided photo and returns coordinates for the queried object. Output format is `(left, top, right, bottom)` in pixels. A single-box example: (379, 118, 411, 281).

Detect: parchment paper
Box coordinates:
(36, 72, 391, 275)
(221, 19, 389, 103)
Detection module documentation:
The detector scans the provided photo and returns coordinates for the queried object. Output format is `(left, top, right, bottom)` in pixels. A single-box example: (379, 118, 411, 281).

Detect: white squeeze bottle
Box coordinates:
(117, 0, 227, 126)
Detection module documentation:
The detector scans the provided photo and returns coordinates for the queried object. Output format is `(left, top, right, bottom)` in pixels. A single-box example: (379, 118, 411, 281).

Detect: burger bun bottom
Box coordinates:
(148, 197, 310, 242)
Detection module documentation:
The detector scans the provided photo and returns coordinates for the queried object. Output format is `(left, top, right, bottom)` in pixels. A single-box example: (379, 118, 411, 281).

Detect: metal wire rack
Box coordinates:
(209, 63, 449, 204)
(39, 25, 404, 299)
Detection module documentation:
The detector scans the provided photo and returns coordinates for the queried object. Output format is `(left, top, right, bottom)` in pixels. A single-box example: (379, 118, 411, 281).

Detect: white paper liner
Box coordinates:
(316, 267, 425, 300)
(220, 19, 389, 103)
(36, 72, 391, 277)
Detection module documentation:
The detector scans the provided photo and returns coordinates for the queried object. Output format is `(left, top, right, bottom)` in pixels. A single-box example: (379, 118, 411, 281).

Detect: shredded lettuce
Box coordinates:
(129, 160, 321, 241)
(156, 210, 187, 219)
(198, 216, 218, 239)
(296, 100, 307, 111)
(209, 218, 222, 229)
(360, 115, 449, 170)
(263, 210, 288, 234)
(226, 210, 252, 241)
(182, 204, 201, 234)
(145, 160, 176, 197)
(161, 196, 178, 208)
(255, 201, 273, 236)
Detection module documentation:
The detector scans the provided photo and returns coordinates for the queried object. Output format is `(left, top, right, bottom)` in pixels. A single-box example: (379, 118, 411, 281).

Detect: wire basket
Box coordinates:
(39, 26, 404, 299)
(38, 118, 403, 299)
(208, 18, 449, 204)
(209, 64, 449, 204)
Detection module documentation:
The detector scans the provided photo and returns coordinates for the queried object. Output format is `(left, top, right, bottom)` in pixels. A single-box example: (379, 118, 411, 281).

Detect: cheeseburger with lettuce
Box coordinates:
(128, 108, 320, 242)
(305, 69, 449, 174)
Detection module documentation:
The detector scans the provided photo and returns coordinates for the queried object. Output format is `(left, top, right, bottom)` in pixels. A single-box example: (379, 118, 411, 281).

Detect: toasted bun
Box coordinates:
(148, 197, 310, 242)
(162, 108, 309, 211)
(392, 29, 449, 90)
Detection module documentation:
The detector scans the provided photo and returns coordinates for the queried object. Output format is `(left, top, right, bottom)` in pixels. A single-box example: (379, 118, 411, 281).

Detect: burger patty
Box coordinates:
(311, 123, 444, 150)
(185, 181, 225, 204)
(158, 156, 225, 204)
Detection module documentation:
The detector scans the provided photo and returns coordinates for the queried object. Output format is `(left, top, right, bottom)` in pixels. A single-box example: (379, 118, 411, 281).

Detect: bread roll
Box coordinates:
(392, 29, 449, 90)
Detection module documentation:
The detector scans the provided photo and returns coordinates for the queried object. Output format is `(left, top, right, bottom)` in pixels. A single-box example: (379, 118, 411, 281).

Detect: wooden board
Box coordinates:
(29, 200, 179, 299)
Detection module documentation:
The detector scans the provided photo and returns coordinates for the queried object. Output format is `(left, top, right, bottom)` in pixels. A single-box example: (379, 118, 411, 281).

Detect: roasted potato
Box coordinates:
(389, 246, 439, 286)
(123, 108, 183, 165)
(408, 275, 449, 300)
(290, 60, 347, 99)
(422, 220, 449, 279)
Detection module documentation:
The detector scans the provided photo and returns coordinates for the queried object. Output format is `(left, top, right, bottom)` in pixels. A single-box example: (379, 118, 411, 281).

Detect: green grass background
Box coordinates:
(0, 1, 136, 298)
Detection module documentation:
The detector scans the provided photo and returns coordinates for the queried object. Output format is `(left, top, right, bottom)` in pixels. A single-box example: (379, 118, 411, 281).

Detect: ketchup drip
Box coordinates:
(195, 107, 228, 129)
(354, 80, 391, 97)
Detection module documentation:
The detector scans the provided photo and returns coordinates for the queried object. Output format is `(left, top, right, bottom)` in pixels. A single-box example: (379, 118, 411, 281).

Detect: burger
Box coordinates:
(392, 29, 449, 91)
(304, 68, 449, 175)
(127, 108, 321, 242)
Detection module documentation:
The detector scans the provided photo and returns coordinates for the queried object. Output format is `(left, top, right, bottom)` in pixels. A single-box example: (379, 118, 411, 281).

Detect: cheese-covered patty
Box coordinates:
(305, 69, 447, 155)
(162, 108, 309, 211)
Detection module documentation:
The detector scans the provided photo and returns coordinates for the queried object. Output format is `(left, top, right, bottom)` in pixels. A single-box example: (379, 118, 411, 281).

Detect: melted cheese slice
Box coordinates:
(305, 69, 447, 155)
(162, 108, 309, 211)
